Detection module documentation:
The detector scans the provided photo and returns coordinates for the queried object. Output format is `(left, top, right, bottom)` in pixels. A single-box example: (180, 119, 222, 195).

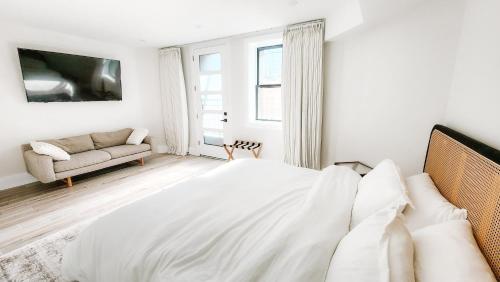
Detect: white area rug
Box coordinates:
(0, 223, 88, 282)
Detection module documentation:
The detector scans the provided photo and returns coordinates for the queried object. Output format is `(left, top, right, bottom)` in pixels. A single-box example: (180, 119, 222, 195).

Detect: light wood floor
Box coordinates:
(0, 154, 224, 255)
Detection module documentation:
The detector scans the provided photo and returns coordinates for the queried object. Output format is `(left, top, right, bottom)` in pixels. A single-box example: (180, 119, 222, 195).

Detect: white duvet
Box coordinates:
(62, 159, 361, 282)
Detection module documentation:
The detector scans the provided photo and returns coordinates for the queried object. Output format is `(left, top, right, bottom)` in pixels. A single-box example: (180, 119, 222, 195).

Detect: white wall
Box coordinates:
(0, 22, 163, 189)
(181, 31, 284, 161)
(322, 0, 466, 176)
(180, 0, 473, 176)
(444, 0, 500, 149)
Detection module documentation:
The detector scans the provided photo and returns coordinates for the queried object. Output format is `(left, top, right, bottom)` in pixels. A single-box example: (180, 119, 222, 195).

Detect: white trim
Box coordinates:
(188, 146, 201, 156)
(247, 120, 283, 130)
(246, 34, 283, 128)
(0, 172, 37, 191)
(193, 45, 232, 158)
(155, 144, 169, 154)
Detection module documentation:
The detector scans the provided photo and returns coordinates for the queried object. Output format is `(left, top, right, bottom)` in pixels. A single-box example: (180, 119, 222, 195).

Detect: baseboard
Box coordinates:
(188, 146, 200, 156)
(154, 144, 195, 155)
(0, 172, 37, 191)
(155, 144, 169, 154)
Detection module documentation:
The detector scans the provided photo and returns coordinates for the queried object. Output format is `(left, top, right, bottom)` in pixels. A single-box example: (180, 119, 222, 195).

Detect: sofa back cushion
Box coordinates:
(90, 128, 133, 149)
(45, 134, 95, 154)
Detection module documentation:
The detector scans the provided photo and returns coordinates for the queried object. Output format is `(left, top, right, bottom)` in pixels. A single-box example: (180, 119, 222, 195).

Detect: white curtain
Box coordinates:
(159, 48, 189, 155)
(282, 20, 325, 170)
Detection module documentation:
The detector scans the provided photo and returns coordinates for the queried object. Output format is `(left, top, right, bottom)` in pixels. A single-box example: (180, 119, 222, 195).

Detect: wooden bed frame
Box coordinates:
(424, 125, 499, 279)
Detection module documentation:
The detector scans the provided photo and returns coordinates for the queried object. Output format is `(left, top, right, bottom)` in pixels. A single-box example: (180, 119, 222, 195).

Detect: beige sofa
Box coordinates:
(22, 128, 153, 187)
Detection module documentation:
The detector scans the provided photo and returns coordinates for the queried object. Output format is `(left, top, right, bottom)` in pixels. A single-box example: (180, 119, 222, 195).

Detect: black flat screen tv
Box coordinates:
(17, 48, 122, 102)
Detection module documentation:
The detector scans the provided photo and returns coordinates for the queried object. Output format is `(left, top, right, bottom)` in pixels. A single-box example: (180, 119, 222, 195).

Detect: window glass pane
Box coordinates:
(202, 112, 223, 130)
(201, 94, 223, 111)
(258, 46, 282, 85)
(199, 53, 221, 72)
(257, 87, 282, 121)
(200, 74, 221, 92)
(203, 130, 224, 146)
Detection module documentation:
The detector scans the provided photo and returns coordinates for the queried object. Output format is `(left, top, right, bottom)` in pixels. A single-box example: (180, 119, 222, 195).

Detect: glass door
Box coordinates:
(193, 46, 230, 159)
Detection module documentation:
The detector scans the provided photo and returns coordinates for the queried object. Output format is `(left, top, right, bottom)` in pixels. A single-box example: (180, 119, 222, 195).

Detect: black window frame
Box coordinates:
(256, 44, 283, 122)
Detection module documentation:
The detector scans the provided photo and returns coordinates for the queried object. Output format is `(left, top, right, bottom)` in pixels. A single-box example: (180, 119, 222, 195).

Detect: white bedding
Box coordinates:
(62, 159, 361, 282)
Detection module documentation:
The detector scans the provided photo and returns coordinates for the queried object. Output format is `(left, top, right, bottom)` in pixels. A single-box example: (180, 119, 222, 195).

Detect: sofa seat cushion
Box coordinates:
(54, 150, 111, 173)
(100, 144, 151, 159)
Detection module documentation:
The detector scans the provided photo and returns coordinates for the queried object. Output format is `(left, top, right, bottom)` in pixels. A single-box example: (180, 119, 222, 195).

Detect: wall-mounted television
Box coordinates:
(17, 48, 122, 102)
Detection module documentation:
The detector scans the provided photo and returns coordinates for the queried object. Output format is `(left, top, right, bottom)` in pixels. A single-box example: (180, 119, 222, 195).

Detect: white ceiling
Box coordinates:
(0, 0, 351, 47)
(0, 0, 428, 47)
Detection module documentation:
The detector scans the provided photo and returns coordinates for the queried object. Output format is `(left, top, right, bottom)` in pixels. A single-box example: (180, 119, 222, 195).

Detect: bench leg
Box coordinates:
(138, 157, 145, 166)
(251, 146, 262, 159)
(223, 145, 235, 161)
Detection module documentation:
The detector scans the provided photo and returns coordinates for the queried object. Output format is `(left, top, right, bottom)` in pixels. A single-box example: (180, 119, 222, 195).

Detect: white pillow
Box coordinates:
(126, 128, 149, 145)
(412, 220, 496, 282)
(326, 207, 415, 282)
(350, 159, 412, 229)
(30, 141, 70, 161)
(403, 173, 467, 231)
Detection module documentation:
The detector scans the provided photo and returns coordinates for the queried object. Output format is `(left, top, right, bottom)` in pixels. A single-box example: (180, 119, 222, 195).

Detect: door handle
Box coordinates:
(220, 118, 228, 122)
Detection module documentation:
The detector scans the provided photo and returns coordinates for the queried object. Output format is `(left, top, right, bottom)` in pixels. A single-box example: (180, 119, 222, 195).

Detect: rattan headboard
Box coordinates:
(424, 125, 500, 279)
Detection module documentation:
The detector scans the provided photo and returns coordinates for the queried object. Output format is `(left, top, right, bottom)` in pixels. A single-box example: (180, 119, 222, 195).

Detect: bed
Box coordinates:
(62, 159, 362, 281)
(61, 124, 499, 281)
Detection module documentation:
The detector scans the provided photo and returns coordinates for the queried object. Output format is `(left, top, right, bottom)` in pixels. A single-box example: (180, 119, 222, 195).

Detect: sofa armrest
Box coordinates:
(142, 136, 157, 152)
(24, 150, 56, 183)
(143, 135, 152, 145)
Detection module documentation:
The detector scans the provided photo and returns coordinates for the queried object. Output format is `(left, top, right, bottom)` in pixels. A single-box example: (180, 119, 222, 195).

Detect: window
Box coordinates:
(256, 44, 282, 121)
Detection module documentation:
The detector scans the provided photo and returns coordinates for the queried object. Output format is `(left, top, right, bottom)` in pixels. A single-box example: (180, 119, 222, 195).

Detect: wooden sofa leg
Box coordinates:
(64, 177, 73, 188)
(139, 157, 144, 166)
